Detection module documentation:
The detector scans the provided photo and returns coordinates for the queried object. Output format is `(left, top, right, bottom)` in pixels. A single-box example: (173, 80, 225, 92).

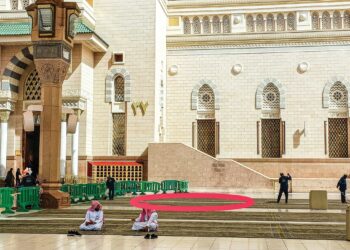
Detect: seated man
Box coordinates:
(79, 201, 104, 231)
(132, 208, 158, 237)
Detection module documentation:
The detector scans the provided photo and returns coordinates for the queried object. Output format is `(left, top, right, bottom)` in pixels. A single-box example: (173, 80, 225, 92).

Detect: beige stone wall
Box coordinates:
(92, 0, 163, 156)
(148, 143, 274, 191)
(166, 45, 350, 158)
(237, 158, 350, 178)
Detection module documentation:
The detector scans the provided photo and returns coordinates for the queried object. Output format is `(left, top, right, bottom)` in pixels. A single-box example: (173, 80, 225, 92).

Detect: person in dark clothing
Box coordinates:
(277, 173, 292, 203)
(15, 168, 21, 187)
(21, 173, 36, 187)
(4, 168, 15, 187)
(106, 176, 115, 200)
(337, 174, 348, 203)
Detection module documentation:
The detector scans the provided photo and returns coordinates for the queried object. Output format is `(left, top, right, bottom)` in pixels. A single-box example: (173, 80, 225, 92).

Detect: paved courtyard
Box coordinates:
(0, 234, 349, 250)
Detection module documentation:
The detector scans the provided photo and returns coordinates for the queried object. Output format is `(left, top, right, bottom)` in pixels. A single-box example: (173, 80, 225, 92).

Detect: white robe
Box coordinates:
(79, 210, 104, 231)
(132, 212, 158, 231)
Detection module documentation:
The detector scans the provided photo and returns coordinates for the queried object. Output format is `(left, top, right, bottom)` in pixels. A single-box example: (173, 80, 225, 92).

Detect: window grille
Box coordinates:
(328, 118, 349, 158)
(333, 11, 342, 29)
(213, 16, 221, 33)
(24, 69, 41, 101)
(193, 16, 201, 34)
(266, 14, 275, 31)
(322, 11, 331, 30)
(256, 14, 264, 32)
(246, 15, 254, 32)
(112, 113, 126, 156)
(183, 17, 191, 34)
(203, 16, 211, 33)
(277, 14, 285, 31)
(287, 13, 296, 31)
(223, 15, 231, 33)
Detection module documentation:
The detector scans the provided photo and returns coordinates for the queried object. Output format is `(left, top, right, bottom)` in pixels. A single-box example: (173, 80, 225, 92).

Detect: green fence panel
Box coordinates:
(60, 184, 71, 193)
(85, 183, 95, 201)
(70, 184, 81, 203)
(79, 184, 87, 202)
(96, 182, 106, 199)
(0, 188, 15, 214)
(178, 180, 189, 193)
(114, 181, 125, 196)
(17, 187, 40, 212)
(140, 181, 160, 195)
(161, 180, 179, 193)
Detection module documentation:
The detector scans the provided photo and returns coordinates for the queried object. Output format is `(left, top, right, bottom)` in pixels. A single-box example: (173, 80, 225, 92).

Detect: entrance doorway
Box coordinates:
(23, 126, 40, 177)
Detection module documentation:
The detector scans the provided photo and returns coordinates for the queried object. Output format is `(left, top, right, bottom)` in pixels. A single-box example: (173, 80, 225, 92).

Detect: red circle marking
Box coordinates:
(130, 193, 255, 212)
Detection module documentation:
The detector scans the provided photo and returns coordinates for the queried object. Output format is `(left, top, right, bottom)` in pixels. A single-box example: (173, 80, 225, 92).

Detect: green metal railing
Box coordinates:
(0, 188, 15, 214)
(17, 186, 40, 212)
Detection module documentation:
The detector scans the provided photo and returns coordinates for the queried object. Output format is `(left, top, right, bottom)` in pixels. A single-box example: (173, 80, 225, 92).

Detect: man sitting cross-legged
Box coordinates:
(79, 201, 104, 231)
(132, 208, 158, 239)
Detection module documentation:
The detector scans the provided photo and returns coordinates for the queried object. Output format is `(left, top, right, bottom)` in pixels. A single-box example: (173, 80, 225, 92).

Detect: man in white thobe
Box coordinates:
(132, 209, 158, 232)
(80, 201, 104, 231)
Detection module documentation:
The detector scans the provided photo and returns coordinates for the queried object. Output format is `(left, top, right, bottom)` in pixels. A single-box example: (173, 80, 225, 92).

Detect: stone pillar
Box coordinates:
(347, 206, 350, 240)
(71, 111, 81, 179)
(34, 44, 71, 209)
(0, 111, 10, 178)
(60, 114, 67, 180)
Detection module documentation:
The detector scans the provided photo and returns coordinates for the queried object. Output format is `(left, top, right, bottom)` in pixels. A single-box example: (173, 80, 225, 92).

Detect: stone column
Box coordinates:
(0, 111, 10, 178)
(34, 43, 71, 208)
(60, 114, 67, 180)
(71, 111, 81, 179)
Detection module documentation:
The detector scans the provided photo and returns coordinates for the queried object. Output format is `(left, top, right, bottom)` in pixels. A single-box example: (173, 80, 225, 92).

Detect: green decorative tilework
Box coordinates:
(0, 21, 93, 36)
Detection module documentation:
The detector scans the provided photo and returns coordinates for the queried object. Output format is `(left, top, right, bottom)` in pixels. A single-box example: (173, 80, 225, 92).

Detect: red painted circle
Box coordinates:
(130, 193, 255, 212)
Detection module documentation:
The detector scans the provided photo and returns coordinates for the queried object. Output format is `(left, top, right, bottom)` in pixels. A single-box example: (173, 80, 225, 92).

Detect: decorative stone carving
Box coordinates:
(0, 111, 10, 122)
(233, 16, 241, 25)
(35, 60, 70, 84)
(168, 65, 178, 76)
(231, 64, 243, 75)
(297, 62, 310, 74)
(299, 13, 307, 22)
(256, 78, 286, 109)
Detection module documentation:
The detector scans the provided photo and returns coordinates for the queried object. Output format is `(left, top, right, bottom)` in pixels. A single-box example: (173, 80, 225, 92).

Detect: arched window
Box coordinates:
(329, 82, 348, 111)
(223, 15, 231, 33)
(287, 13, 296, 31)
(262, 83, 280, 111)
(183, 17, 191, 34)
(198, 84, 215, 114)
(246, 15, 254, 32)
(193, 16, 201, 34)
(333, 11, 342, 29)
(322, 11, 331, 30)
(114, 75, 125, 102)
(266, 14, 275, 32)
(277, 14, 285, 31)
(24, 69, 41, 101)
(203, 16, 211, 33)
(344, 11, 350, 29)
(312, 12, 320, 30)
(213, 16, 221, 33)
(256, 14, 264, 32)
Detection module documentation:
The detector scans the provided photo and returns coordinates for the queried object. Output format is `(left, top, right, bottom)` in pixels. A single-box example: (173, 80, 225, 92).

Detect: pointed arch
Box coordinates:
(2, 46, 34, 93)
(256, 79, 286, 109)
(105, 68, 131, 103)
(323, 77, 350, 108)
(191, 80, 220, 110)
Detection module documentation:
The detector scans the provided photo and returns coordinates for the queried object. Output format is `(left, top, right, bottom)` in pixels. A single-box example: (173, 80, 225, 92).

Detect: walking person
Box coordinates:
(277, 173, 292, 204)
(106, 176, 115, 200)
(337, 174, 348, 203)
(4, 168, 15, 187)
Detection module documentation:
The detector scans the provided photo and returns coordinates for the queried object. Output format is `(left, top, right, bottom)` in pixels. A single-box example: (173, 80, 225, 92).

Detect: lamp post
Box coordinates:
(26, 0, 80, 208)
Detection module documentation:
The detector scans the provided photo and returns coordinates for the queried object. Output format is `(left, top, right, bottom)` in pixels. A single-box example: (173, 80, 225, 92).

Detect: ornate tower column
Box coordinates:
(27, 0, 80, 208)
